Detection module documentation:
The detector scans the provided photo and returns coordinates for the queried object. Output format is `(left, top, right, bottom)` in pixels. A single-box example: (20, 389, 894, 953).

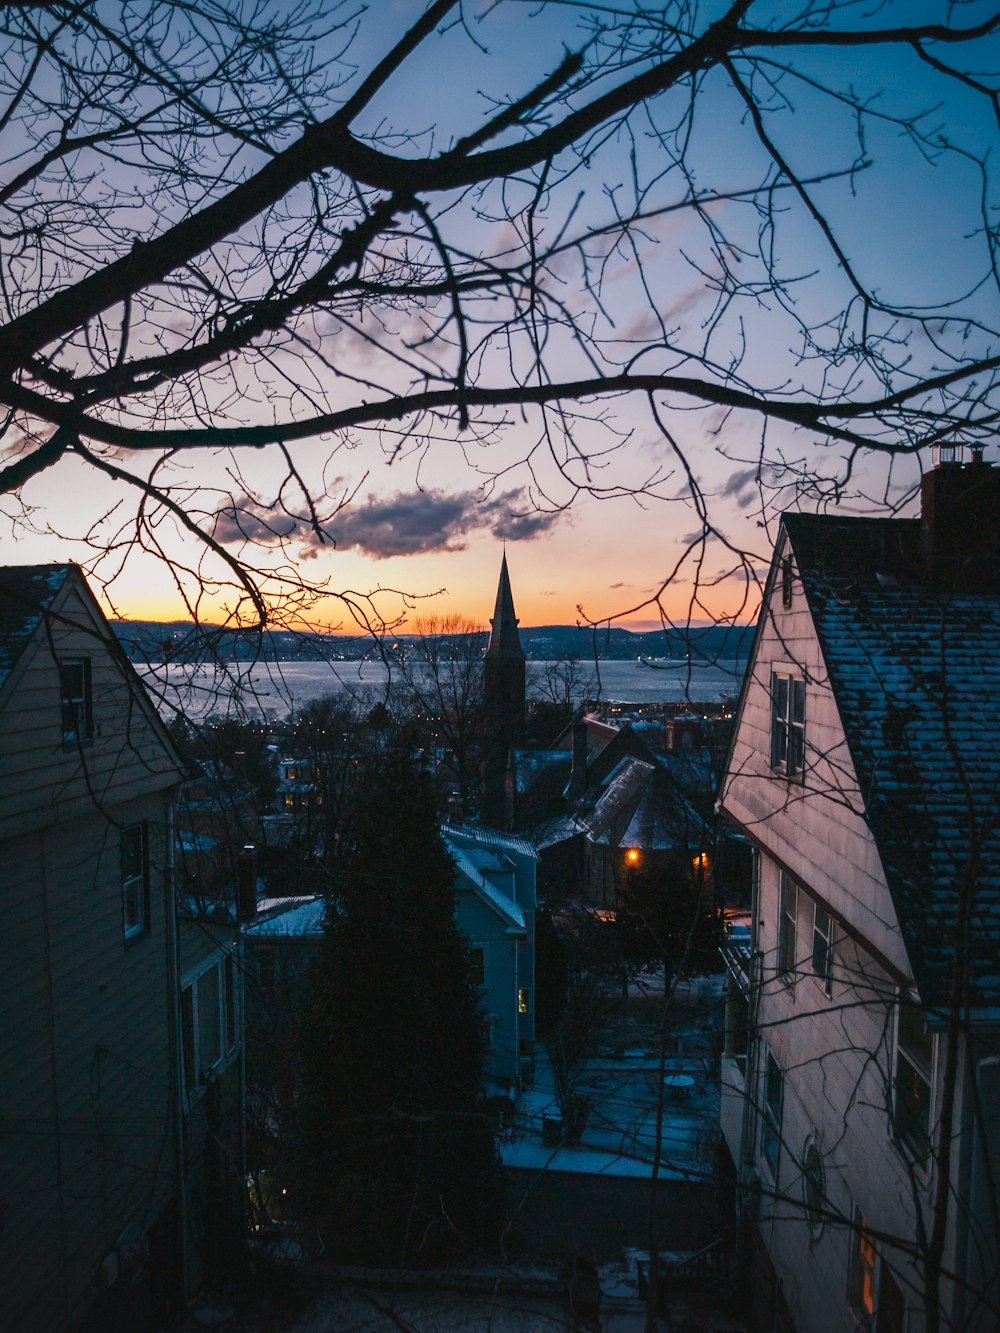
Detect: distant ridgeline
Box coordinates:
(112, 619, 756, 666)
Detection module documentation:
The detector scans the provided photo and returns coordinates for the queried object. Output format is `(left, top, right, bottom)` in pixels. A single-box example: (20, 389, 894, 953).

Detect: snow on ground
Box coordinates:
(502, 973, 724, 1182)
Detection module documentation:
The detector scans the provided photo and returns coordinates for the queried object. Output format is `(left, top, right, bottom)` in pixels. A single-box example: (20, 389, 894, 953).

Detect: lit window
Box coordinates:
(894, 1002, 933, 1161)
(848, 1209, 877, 1319)
(121, 823, 149, 941)
(518, 987, 530, 1015)
(770, 672, 806, 777)
(761, 1050, 783, 1174)
(60, 657, 93, 745)
(812, 904, 835, 994)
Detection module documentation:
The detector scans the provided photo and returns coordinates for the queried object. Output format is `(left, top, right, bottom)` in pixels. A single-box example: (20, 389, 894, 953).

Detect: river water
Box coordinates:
(140, 657, 747, 723)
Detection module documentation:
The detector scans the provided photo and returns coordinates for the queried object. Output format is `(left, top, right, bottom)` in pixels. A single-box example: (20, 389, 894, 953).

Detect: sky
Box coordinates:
(1, 0, 996, 633)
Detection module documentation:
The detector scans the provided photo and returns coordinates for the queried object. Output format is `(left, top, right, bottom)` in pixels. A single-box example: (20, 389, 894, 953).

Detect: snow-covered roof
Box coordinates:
(442, 829, 527, 931)
(441, 822, 539, 862)
(513, 747, 571, 795)
(784, 512, 1000, 1005)
(531, 813, 582, 850)
(244, 895, 326, 938)
(0, 564, 72, 690)
(580, 757, 653, 845)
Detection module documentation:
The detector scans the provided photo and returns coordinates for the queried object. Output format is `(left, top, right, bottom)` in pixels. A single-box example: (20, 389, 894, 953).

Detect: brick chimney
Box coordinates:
(920, 447, 1000, 591)
(567, 720, 588, 803)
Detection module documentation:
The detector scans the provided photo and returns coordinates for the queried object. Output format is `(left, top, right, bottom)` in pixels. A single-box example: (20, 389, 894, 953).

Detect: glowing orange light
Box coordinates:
(625, 848, 641, 867)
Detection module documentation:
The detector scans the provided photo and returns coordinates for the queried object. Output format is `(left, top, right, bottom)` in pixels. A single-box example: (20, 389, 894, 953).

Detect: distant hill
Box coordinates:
(112, 618, 755, 665)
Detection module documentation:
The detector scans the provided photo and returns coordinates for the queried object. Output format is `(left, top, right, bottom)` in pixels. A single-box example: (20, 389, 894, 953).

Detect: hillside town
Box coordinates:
(2, 450, 998, 1333)
(2, 4, 999, 1332)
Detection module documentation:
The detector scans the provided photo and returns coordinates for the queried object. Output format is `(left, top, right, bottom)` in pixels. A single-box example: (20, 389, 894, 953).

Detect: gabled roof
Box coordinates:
(441, 821, 539, 862)
(580, 756, 654, 845)
(442, 823, 532, 931)
(0, 564, 73, 690)
(0, 562, 186, 779)
(782, 512, 1000, 1005)
(245, 896, 325, 938)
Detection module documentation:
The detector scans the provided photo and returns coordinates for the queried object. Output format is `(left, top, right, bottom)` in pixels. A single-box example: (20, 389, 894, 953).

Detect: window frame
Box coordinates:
(760, 1050, 783, 1176)
(121, 822, 150, 942)
(770, 671, 806, 778)
(468, 944, 486, 989)
(893, 1001, 934, 1163)
(848, 1207, 877, 1323)
(179, 952, 239, 1103)
(801, 1137, 826, 1239)
(811, 903, 835, 995)
(781, 555, 794, 609)
(778, 871, 799, 979)
(59, 656, 93, 746)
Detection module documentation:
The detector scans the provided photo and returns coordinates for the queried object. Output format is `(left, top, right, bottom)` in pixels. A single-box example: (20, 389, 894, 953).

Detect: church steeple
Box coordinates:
(482, 553, 526, 830)
(486, 552, 525, 661)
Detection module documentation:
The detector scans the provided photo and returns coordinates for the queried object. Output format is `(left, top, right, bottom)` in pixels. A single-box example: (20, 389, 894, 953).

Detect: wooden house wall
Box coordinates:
(0, 792, 178, 1333)
(455, 892, 522, 1086)
(0, 580, 181, 840)
(721, 537, 994, 1333)
(720, 532, 911, 978)
(750, 847, 997, 1333)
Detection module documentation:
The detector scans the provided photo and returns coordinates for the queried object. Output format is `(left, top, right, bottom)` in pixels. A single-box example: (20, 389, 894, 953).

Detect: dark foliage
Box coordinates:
(296, 747, 500, 1265)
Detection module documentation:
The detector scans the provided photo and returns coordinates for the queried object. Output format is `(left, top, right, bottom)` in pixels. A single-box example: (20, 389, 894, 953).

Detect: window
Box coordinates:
(59, 657, 93, 744)
(894, 1002, 933, 1160)
(778, 872, 799, 978)
(180, 954, 238, 1099)
(761, 1051, 783, 1174)
(781, 556, 794, 608)
(802, 1138, 826, 1238)
(469, 946, 486, 988)
(518, 987, 530, 1015)
(770, 672, 806, 777)
(848, 1209, 877, 1321)
(121, 823, 149, 940)
(812, 904, 835, 994)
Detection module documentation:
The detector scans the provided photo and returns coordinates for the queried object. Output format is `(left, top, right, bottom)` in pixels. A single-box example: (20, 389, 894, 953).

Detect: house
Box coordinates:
(718, 455, 1000, 1333)
(523, 714, 721, 909)
(241, 892, 326, 1215)
(442, 823, 537, 1087)
(0, 564, 242, 1333)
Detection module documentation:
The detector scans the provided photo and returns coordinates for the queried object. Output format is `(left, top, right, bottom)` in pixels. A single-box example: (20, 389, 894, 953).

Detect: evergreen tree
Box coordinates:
(297, 747, 498, 1266)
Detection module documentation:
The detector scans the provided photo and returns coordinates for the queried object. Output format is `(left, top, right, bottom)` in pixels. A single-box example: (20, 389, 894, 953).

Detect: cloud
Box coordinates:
(716, 466, 760, 511)
(215, 487, 564, 559)
(717, 467, 758, 499)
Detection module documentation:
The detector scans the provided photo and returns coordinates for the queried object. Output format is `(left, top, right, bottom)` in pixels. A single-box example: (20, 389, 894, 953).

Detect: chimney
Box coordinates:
(567, 720, 588, 803)
(920, 447, 1000, 591)
(237, 844, 258, 922)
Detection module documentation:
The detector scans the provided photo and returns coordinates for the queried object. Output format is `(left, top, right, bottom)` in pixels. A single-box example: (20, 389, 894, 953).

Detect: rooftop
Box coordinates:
(783, 511, 1000, 1005)
(0, 564, 73, 690)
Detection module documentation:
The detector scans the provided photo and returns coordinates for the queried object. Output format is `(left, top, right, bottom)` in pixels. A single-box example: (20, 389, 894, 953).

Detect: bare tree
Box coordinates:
(390, 615, 486, 814)
(0, 2, 996, 628)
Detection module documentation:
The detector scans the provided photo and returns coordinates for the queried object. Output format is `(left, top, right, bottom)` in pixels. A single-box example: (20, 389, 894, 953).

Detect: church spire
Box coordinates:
(482, 552, 526, 830)
(486, 552, 525, 660)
